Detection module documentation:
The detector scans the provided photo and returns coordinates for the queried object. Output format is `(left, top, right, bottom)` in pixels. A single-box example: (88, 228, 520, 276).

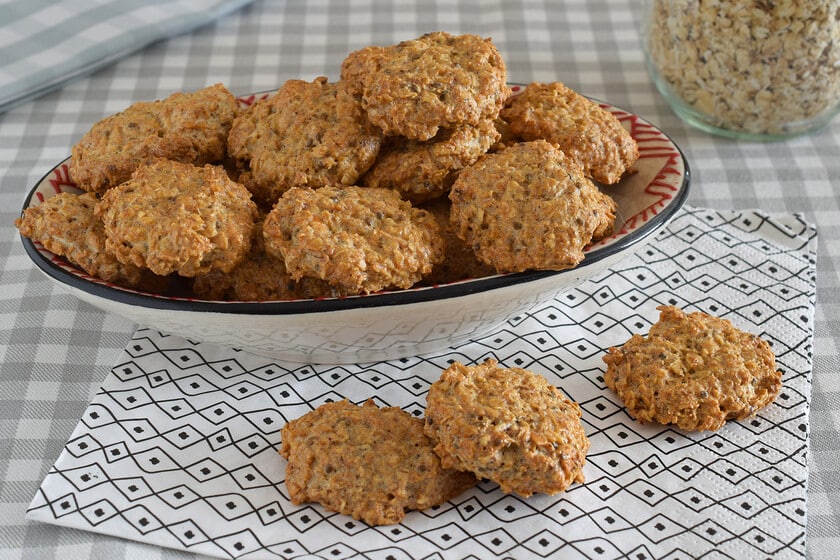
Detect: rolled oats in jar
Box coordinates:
(642, 0, 840, 139)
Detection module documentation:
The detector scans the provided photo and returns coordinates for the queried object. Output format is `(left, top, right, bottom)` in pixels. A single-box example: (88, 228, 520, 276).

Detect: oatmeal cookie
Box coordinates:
(602, 305, 783, 431)
(418, 197, 496, 285)
(16, 192, 149, 288)
(262, 185, 444, 294)
(424, 359, 589, 497)
(192, 220, 347, 301)
(280, 399, 476, 526)
(361, 119, 500, 204)
(501, 82, 639, 184)
(227, 77, 382, 205)
(448, 140, 616, 273)
(70, 83, 240, 194)
(341, 32, 510, 140)
(95, 160, 258, 277)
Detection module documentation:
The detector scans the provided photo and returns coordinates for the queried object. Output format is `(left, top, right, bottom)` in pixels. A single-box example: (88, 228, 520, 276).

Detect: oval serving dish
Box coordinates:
(19, 94, 689, 364)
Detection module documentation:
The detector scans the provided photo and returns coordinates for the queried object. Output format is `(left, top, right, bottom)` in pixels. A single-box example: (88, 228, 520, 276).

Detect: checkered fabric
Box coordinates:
(1, 1, 839, 559)
(0, 0, 257, 113)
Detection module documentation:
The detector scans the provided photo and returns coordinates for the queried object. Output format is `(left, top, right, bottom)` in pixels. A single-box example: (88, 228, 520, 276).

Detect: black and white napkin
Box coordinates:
(28, 205, 817, 559)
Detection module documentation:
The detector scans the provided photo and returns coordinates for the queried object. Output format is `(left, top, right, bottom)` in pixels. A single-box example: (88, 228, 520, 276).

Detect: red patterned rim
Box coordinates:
(593, 103, 684, 243)
(19, 90, 689, 313)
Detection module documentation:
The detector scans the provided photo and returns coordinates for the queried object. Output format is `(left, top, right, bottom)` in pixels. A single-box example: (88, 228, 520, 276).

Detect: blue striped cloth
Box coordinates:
(0, 0, 256, 113)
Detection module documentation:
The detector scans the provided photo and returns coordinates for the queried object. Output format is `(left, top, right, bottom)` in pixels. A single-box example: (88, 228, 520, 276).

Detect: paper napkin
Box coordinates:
(27, 205, 817, 559)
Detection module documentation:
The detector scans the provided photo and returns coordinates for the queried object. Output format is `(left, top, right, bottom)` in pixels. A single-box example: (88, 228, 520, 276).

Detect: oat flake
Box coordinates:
(645, 0, 840, 136)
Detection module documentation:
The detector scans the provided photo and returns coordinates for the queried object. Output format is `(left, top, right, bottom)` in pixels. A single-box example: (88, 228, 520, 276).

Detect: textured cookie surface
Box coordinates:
(227, 77, 382, 204)
(95, 160, 258, 277)
(191, 220, 346, 301)
(449, 139, 616, 273)
(262, 185, 444, 294)
(16, 192, 147, 287)
(602, 305, 783, 431)
(279, 399, 476, 526)
(70, 83, 239, 194)
(424, 359, 589, 497)
(341, 32, 510, 140)
(501, 81, 639, 184)
(361, 119, 500, 204)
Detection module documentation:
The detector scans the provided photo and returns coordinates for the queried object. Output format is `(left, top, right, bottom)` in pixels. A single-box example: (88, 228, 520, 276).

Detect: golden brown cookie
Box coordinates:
(418, 197, 496, 285)
(95, 160, 258, 277)
(70, 83, 240, 194)
(602, 305, 783, 431)
(424, 359, 589, 497)
(501, 82, 639, 184)
(279, 399, 476, 526)
(361, 119, 500, 204)
(227, 77, 382, 205)
(341, 32, 510, 140)
(448, 140, 616, 273)
(192, 220, 347, 301)
(262, 185, 444, 294)
(16, 192, 149, 288)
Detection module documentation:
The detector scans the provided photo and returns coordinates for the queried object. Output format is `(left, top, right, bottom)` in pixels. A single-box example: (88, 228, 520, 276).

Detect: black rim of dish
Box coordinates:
(19, 115, 691, 316)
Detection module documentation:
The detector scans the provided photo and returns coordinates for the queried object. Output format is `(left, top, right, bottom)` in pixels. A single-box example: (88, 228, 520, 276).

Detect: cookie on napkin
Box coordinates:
(279, 399, 476, 526)
(424, 358, 590, 497)
(602, 305, 783, 431)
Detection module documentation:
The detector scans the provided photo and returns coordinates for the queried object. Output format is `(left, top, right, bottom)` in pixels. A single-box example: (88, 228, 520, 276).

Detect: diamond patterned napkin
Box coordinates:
(27, 205, 817, 559)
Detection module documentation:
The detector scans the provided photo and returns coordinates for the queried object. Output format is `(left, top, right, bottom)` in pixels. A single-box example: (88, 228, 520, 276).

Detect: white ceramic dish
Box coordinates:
(19, 93, 689, 363)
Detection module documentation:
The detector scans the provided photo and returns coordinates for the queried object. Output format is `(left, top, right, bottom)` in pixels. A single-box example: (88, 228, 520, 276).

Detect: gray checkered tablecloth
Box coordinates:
(0, 0, 257, 113)
(0, 1, 838, 559)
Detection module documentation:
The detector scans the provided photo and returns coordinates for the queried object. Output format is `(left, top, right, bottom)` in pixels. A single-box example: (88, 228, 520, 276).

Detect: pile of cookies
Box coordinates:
(279, 305, 783, 526)
(17, 32, 638, 300)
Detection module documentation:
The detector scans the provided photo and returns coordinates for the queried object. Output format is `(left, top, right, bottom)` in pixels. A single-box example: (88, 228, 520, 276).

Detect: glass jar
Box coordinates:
(641, 0, 840, 140)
